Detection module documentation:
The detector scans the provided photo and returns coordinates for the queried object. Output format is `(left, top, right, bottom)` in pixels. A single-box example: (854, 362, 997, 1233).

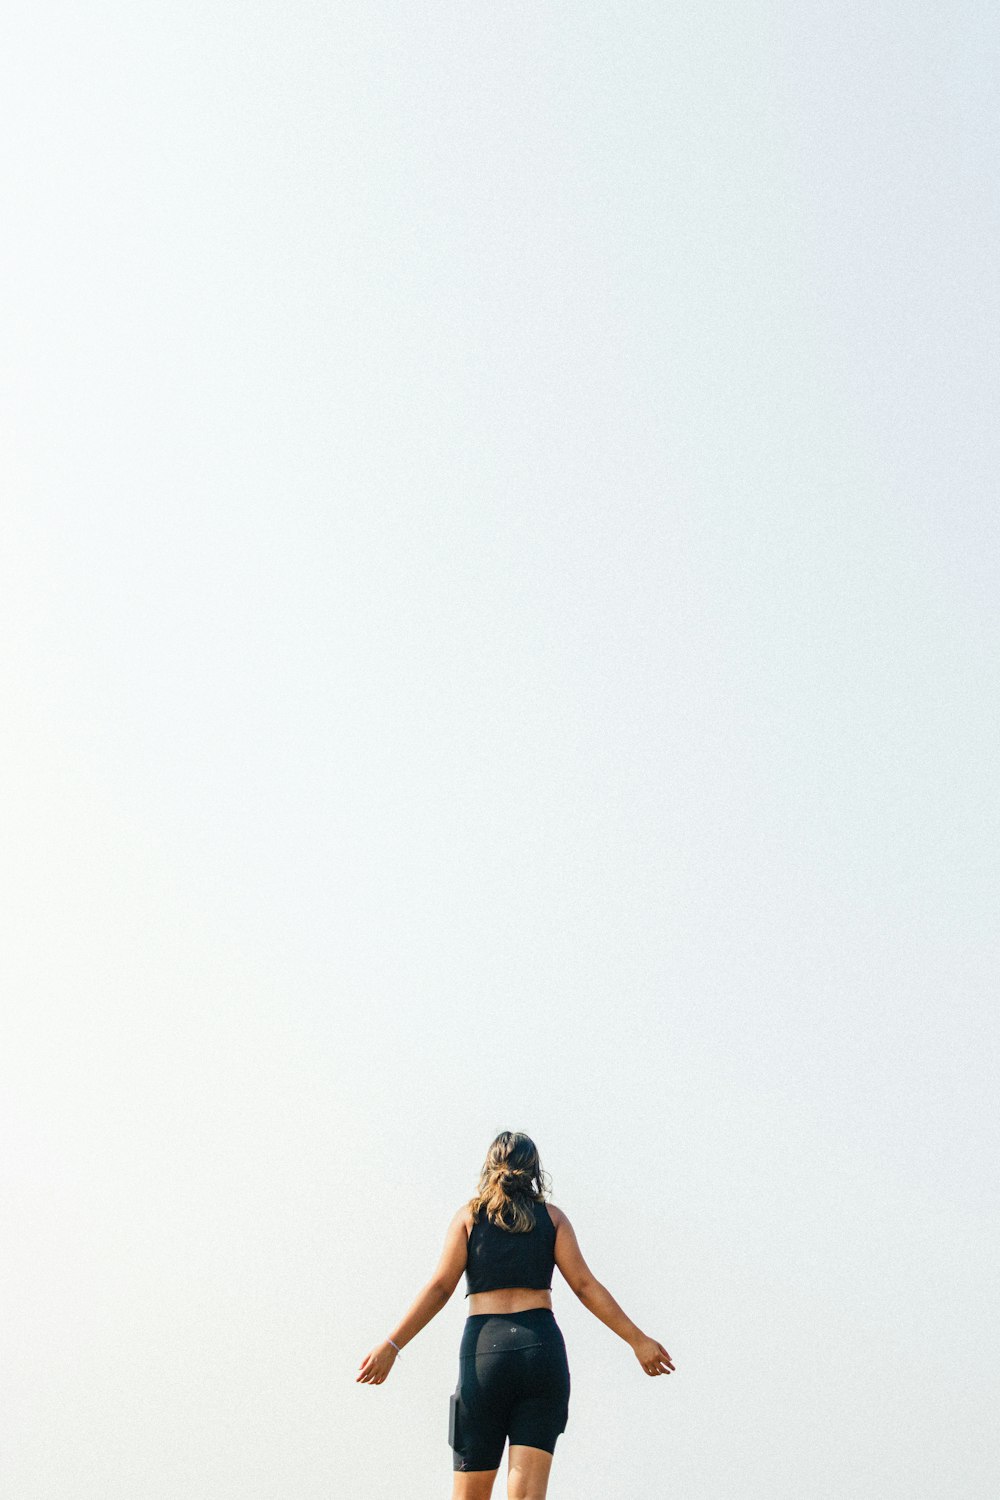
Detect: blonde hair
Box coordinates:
(468, 1130, 551, 1233)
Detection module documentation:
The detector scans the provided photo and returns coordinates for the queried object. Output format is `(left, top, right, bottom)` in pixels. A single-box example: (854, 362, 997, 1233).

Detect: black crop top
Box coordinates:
(464, 1203, 557, 1297)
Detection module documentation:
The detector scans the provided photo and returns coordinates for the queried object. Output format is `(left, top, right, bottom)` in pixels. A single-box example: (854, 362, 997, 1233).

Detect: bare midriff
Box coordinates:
(467, 1287, 553, 1316)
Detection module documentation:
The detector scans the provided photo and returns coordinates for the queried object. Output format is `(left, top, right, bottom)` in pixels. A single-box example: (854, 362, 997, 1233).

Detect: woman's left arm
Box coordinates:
(356, 1206, 470, 1385)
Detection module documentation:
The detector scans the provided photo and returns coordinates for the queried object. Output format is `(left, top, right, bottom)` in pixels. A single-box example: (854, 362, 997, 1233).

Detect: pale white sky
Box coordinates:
(2, 2, 998, 1496)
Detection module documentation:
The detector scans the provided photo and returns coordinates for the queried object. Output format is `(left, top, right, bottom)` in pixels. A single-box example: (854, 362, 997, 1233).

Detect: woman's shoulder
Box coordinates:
(452, 1203, 475, 1235)
(543, 1201, 568, 1229)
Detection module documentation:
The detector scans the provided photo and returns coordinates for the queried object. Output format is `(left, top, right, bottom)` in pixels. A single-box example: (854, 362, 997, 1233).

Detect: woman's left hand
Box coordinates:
(356, 1340, 399, 1385)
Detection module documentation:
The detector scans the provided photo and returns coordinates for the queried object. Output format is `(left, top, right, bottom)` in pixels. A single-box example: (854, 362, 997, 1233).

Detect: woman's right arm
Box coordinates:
(551, 1207, 675, 1376)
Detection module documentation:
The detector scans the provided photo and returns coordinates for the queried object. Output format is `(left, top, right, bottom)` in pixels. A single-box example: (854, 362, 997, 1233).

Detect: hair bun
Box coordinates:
(469, 1133, 547, 1233)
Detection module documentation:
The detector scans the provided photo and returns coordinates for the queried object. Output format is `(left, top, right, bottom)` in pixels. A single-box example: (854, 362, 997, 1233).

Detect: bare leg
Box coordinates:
(507, 1446, 553, 1500)
(452, 1467, 499, 1500)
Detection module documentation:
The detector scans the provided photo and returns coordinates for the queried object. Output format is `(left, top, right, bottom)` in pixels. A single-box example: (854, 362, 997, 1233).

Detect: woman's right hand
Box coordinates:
(632, 1335, 675, 1376)
(356, 1340, 398, 1385)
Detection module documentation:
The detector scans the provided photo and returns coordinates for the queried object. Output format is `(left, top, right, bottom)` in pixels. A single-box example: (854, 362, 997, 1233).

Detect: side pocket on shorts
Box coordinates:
(448, 1393, 461, 1449)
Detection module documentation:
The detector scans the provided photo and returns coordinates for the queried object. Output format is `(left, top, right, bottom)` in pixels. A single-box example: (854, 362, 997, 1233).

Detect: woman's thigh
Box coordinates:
(507, 1445, 553, 1500)
(452, 1467, 499, 1500)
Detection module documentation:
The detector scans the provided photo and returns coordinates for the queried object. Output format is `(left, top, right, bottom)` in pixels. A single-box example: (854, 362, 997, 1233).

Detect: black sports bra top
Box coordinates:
(464, 1203, 556, 1297)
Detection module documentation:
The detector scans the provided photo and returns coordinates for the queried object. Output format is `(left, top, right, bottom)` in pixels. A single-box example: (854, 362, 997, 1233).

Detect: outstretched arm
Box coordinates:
(552, 1208, 675, 1377)
(356, 1206, 470, 1385)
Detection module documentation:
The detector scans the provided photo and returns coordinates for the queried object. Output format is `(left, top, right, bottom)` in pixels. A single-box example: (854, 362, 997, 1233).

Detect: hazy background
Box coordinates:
(2, 1, 997, 1495)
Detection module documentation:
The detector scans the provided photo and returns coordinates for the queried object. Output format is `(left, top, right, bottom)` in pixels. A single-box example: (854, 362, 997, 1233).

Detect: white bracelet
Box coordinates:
(388, 1338, 402, 1356)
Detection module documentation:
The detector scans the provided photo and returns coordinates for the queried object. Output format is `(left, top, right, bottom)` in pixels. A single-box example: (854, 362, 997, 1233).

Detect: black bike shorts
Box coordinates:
(450, 1308, 570, 1473)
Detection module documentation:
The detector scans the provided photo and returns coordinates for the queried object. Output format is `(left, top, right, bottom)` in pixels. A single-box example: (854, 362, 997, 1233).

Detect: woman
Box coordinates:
(357, 1130, 674, 1499)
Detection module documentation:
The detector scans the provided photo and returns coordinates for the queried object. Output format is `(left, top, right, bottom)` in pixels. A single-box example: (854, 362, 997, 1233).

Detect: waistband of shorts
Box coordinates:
(463, 1307, 558, 1328)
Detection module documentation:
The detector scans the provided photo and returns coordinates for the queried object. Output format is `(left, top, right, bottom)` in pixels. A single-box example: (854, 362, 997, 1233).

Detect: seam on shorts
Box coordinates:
(459, 1340, 546, 1360)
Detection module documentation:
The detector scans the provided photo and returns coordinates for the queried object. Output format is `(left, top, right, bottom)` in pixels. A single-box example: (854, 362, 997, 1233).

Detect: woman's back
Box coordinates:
(465, 1201, 557, 1297)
